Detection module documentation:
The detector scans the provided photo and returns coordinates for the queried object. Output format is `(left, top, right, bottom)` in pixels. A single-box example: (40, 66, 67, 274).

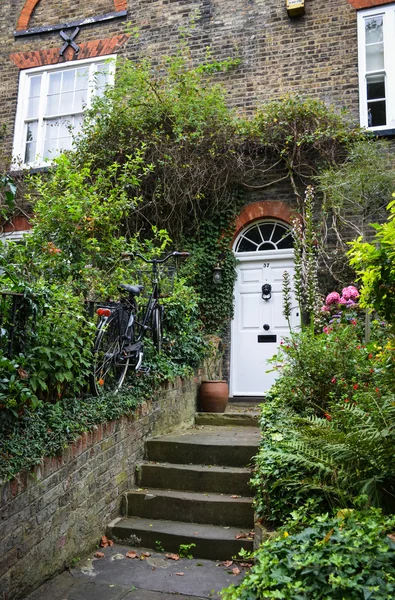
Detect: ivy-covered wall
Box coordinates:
(0, 375, 200, 600)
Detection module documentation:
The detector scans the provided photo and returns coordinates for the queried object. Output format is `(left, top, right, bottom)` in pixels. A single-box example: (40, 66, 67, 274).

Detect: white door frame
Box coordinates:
(230, 248, 295, 398)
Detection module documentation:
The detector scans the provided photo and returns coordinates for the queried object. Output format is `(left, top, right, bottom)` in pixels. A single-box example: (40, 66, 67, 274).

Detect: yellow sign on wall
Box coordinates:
(286, 0, 305, 17)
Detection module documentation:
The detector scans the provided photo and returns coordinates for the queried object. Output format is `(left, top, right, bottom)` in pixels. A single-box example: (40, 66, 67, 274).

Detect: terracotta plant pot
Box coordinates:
(199, 380, 229, 413)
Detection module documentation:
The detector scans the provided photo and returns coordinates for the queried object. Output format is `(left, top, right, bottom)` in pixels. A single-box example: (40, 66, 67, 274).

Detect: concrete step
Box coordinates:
(145, 426, 261, 467)
(108, 516, 254, 560)
(121, 489, 254, 528)
(137, 462, 252, 496)
(195, 413, 259, 427)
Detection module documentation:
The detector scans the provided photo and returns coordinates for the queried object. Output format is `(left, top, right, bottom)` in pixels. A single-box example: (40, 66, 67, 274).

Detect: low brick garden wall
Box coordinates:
(0, 374, 200, 600)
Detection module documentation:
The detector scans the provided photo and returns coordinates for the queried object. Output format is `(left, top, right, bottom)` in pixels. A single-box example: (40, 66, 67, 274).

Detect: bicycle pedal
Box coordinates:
(138, 366, 150, 374)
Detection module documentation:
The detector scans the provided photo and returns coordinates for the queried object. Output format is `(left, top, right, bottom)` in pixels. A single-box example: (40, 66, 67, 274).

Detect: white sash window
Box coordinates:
(12, 56, 115, 168)
(358, 5, 395, 131)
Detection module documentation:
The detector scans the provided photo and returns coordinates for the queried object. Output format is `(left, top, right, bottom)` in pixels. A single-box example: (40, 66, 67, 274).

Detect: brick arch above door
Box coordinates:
(232, 201, 297, 245)
(16, 0, 127, 31)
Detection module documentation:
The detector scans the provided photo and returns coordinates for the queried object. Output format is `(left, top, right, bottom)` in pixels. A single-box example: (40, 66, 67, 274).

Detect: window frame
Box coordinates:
(358, 4, 395, 131)
(12, 55, 116, 169)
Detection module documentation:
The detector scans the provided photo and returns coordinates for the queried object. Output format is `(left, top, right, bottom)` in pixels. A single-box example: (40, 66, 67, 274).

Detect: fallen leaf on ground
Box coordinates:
(166, 553, 180, 561)
(141, 552, 151, 557)
(100, 535, 109, 547)
(175, 572, 185, 576)
(232, 567, 241, 576)
(249, 531, 255, 537)
(94, 552, 105, 558)
(221, 560, 233, 567)
(231, 495, 240, 499)
(240, 562, 253, 568)
(235, 533, 248, 539)
(126, 551, 138, 559)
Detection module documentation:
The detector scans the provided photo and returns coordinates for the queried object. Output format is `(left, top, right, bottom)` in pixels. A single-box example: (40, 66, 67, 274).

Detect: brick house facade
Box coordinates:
(0, 0, 393, 393)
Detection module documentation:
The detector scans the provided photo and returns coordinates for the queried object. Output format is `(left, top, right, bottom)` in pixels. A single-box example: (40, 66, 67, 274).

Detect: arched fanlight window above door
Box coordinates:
(234, 220, 293, 252)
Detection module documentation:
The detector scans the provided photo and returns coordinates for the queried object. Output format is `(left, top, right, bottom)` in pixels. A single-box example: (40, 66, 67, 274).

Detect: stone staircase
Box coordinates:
(107, 411, 261, 560)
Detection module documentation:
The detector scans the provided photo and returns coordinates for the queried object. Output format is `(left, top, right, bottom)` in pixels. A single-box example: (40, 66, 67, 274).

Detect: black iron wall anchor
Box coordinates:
(261, 283, 272, 301)
(59, 27, 80, 56)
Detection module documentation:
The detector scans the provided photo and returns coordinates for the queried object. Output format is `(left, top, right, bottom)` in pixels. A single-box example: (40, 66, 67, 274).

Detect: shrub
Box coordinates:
(222, 508, 395, 600)
(251, 399, 329, 523)
(269, 325, 377, 414)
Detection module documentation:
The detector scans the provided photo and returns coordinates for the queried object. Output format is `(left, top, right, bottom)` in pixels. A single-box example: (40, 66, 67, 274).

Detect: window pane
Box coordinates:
(29, 75, 42, 98)
(95, 63, 111, 94)
(48, 72, 62, 94)
(271, 224, 289, 244)
(259, 223, 275, 241)
(46, 93, 60, 116)
(24, 121, 38, 165)
(258, 242, 276, 251)
(366, 43, 384, 71)
(244, 226, 262, 245)
(365, 16, 383, 44)
(237, 238, 257, 252)
(59, 91, 74, 114)
(62, 69, 75, 93)
(43, 140, 59, 160)
(368, 101, 386, 127)
(73, 88, 88, 113)
(27, 75, 42, 119)
(277, 234, 293, 249)
(367, 73, 385, 100)
(75, 67, 89, 91)
(27, 97, 40, 119)
(45, 118, 60, 141)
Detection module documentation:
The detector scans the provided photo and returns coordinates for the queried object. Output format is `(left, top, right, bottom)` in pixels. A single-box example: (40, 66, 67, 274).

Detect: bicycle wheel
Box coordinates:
(90, 310, 130, 396)
(152, 305, 163, 352)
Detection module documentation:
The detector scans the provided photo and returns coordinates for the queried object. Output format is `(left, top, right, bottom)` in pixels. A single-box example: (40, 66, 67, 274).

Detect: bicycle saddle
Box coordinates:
(118, 284, 144, 296)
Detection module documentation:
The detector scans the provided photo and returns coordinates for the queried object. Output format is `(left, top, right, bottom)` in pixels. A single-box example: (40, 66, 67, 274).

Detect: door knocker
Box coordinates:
(261, 283, 272, 301)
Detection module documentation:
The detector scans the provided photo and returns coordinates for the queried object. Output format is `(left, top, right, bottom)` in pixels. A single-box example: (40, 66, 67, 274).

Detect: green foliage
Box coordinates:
(0, 387, 143, 481)
(251, 399, 329, 524)
(0, 353, 39, 416)
(222, 508, 395, 600)
(254, 322, 395, 522)
(244, 95, 363, 192)
(178, 543, 196, 559)
(180, 210, 238, 335)
(268, 325, 375, 414)
(349, 194, 395, 324)
(74, 55, 242, 237)
(318, 139, 395, 239)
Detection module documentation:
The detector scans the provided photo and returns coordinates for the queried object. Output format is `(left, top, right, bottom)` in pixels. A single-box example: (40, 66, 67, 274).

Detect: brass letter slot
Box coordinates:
(258, 335, 277, 343)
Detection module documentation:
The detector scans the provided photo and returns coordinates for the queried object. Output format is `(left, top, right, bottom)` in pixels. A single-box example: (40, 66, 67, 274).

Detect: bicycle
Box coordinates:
(90, 250, 190, 396)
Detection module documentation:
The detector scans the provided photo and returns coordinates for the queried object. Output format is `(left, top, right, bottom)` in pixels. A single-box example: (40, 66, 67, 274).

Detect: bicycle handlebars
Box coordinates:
(121, 251, 190, 263)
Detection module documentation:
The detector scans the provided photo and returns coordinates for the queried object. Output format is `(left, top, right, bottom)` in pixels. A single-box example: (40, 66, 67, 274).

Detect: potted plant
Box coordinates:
(199, 336, 229, 412)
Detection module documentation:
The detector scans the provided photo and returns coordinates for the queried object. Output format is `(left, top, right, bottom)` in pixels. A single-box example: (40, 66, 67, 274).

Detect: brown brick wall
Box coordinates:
(0, 375, 200, 600)
(0, 0, 359, 167)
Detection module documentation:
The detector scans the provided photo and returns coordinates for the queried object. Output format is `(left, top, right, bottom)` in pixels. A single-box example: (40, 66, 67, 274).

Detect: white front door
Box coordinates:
(230, 251, 298, 396)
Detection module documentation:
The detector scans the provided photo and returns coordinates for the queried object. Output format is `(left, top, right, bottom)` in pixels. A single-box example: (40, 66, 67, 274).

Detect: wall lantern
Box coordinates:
(213, 263, 223, 284)
(286, 0, 305, 18)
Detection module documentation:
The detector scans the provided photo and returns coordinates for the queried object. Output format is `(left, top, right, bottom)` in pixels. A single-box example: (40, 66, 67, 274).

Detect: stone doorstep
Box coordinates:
(108, 516, 254, 561)
(137, 462, 252, 496)
(120, 489, 254, 528)
(145, 425, 261, 468)
(194, 412, 259, 427)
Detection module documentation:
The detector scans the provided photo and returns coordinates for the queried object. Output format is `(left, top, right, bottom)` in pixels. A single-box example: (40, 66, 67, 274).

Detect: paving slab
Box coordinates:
(26, 544, 246, 600)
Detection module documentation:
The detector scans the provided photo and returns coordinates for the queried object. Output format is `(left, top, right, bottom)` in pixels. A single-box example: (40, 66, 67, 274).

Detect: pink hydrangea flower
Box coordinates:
(338, 297, 348, 305)
(342, 286, 359, 300)
(325, 291, 341, 305)
(320, 305, 330, 312)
